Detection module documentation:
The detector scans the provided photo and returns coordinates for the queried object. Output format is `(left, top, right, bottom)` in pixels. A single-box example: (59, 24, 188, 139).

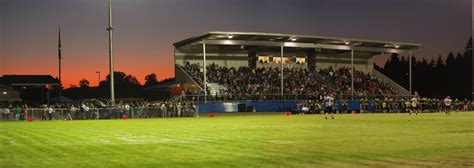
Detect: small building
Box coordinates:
(0, 75, 60, 104)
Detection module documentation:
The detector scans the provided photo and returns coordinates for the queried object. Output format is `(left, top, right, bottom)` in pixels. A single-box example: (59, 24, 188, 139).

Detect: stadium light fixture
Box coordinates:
(227, 35, 233, 39)
(344, 41, 350, 45)
(290, 36, 297, 41)
(394, 44, 400, 48)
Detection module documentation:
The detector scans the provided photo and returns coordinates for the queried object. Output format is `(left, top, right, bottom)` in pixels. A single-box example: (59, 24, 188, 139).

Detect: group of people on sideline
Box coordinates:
(296, 93, 471, 117)
(0, 100, 198, 121)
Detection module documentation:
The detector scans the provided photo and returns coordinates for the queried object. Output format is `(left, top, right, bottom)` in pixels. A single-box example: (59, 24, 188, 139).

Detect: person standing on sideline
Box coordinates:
(65, 104, 75, 120)
(444, 96, 452, 116)
(176, 102, 182, 117)
(22, 104, 28, 121)
(124, 103, 131, 118)
(160, 102, 167, 118)
(410, 94, 419, 115)
(4, 106, 11, 120)
(0, 106, 4, 120)
(168, 103, 175, 118)
(41, 105, 48, 120)
(47, 106, 54, 120)
(81, 103, 89, 120)
(14, 105, 21, 121)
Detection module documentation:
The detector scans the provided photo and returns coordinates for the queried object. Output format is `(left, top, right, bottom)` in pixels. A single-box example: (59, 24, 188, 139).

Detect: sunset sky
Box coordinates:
(0, 0, 471, 88)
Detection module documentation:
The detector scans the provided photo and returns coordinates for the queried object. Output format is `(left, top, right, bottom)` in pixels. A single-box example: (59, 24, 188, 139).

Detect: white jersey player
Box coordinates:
(410, 96, 419, 115)
(444, 96, 452, 116)
(324, 94, 335, 119)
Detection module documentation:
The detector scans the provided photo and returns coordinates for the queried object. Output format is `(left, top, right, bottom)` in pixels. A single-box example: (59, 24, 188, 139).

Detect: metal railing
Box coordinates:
(183, 94, 413, 103)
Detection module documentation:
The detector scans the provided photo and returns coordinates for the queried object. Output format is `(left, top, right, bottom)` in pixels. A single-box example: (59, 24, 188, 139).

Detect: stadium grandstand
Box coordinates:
(174, 31, 421, 105)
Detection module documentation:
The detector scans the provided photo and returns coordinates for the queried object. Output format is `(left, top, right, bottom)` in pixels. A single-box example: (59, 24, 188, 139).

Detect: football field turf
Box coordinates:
(0, 112, 473, 167)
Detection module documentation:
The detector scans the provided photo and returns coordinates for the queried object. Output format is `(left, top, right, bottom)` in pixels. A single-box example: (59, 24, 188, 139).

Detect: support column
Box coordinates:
(307, 49, 316, 72)
(203, 43, 207, 103)
(351, 50, 354, 100)
(248, 47, 257, 69)
(409, 51, 412, 95)
(280, 46, 284, 97)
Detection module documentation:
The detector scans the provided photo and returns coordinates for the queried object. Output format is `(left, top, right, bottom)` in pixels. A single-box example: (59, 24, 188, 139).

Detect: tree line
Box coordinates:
(375, 38, 472, 99)
(63, 72, 175, 100)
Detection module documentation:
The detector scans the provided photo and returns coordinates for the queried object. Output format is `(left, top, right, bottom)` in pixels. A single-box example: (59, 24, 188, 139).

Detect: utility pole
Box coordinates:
(58, 26, 62, 103)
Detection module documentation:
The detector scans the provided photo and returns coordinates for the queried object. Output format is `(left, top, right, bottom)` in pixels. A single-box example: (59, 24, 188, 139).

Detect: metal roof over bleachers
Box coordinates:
(174, 31, 422, 54)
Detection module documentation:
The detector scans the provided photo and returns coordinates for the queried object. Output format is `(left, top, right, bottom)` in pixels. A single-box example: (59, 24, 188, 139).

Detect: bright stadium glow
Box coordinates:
(227, 35, 233, 39)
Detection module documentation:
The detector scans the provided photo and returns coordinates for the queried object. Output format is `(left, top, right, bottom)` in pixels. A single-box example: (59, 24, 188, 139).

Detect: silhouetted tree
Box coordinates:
(378, 37, 472, 99)
(98, 71, 144, 98)
(79, 79, 90, 88)
(144, 73, 159, 88)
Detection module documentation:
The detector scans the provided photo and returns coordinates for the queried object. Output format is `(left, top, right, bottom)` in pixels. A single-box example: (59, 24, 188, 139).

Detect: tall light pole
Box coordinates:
(107, 0, 115, 105)
(58, 26, 62, 102)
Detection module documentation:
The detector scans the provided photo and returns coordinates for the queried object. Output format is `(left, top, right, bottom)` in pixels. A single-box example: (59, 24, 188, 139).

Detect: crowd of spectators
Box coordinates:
(0, 100, 197, 121)
(182, 61, 395, 100)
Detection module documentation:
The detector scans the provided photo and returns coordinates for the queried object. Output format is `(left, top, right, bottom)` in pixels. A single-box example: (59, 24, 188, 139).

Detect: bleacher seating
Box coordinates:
(181, 61, 396, 99)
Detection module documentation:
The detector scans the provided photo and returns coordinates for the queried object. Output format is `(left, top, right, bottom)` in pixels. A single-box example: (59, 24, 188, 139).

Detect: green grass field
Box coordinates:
(0, 112, 473, 167)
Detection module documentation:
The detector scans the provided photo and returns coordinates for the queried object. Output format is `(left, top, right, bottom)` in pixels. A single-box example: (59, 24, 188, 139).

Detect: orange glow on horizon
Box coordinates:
(1, 51, 176, 88)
